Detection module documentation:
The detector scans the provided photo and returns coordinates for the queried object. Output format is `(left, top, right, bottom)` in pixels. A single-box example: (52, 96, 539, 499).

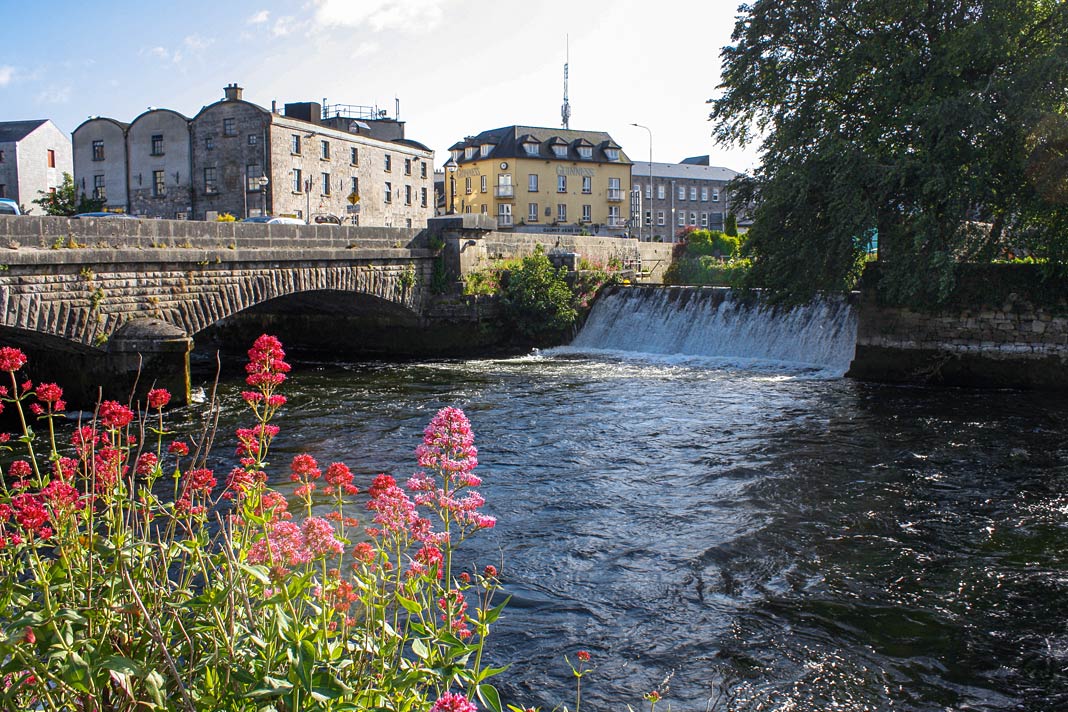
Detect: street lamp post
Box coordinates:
(443, 158, 457, 215)
(630, 123, 652, 242)
(258, 175, 269, 217)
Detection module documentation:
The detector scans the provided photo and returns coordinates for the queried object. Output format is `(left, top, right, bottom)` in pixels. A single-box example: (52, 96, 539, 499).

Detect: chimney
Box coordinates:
(223, 83, 244, 101)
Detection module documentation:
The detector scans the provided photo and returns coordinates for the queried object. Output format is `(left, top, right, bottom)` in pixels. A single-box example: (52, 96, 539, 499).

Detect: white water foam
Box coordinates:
(552, 287, 858, 377)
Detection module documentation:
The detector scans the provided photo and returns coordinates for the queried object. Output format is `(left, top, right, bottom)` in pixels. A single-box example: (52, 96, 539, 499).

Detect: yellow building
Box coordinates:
(445, 125, 632, 235)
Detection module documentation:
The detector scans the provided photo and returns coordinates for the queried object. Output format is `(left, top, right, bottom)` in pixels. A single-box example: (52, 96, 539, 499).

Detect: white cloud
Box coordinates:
(35, 85, 71, 104)
(0, 66, 13, 87)
(248, 9, 270, 24)
(184, 35, 213, 52)
(313, 0, 447, 32)
(351, 41, 380, 59)
(272, 16, 295, 37)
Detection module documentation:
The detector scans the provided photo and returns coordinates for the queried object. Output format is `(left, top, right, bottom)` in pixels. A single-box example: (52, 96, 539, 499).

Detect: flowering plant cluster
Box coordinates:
(0, 336, 504, 711)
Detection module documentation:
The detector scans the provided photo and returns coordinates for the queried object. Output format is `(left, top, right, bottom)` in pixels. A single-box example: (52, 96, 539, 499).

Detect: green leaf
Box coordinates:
(411, 638, 430, 660)
(396, 594, 422, 614)
(477, 683, 503, 712)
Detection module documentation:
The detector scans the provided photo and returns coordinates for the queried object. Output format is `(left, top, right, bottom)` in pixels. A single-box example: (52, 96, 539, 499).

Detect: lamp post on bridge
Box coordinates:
(630, 123, 652, 242)
(258, 175, 269, 217)
(443, 158, 457, 215)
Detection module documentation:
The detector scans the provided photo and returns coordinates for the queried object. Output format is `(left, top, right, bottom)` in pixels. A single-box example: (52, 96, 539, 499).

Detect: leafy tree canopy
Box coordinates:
(33, 172, 105, 216)
(711, 0, 1068, 303)
(501, 246, 577, 341)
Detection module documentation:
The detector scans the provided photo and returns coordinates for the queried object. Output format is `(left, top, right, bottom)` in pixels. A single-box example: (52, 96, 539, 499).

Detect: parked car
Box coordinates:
(71, 212, 139, 219)
(242, 216, 306, 225)
(311, 213, 342, 225)
(0, 198, 21, 215)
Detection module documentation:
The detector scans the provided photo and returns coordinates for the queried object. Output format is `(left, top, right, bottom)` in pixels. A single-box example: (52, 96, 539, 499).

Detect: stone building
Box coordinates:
(630, 158, 740, 242)
(72, 117, 129, 212)
(0, 120, 72, 208)
(72, 84, 435, 226)
(444, 125, 632, 236)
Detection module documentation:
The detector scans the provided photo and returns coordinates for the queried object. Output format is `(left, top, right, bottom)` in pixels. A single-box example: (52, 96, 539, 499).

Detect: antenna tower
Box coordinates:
(561, 36, 571, 129)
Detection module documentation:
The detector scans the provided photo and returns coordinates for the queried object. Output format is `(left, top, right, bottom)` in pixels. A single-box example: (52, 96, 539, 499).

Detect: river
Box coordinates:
(195, 288, 1068, 711)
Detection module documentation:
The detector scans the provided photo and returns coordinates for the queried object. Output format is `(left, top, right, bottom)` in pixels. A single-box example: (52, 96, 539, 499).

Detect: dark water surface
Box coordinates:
(200, 353, 1068, 711)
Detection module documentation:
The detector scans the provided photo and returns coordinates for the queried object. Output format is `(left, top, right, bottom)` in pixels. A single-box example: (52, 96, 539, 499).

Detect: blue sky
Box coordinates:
(0, 0, 760, 172)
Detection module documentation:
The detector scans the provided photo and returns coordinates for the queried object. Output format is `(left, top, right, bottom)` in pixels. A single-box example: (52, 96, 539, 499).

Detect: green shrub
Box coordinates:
(664, 256, 752, 287)
(501, 246, 577, 340)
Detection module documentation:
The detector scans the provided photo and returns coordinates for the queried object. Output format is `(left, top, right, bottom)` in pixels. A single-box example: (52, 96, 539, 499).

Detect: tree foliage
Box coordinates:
(501, 246, 577, 341)
(711, 0, 1068, 303)
(32, 172, 105, 216)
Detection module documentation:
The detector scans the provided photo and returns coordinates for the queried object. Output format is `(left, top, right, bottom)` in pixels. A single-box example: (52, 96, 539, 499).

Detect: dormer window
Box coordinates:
(523, 142, 539, 157)
(577, 146, 593, 159)
(552, 144, 568, 158)
(464, 146, 476, 160)
(451, 149, 462, 162)
(605, 148, 620, 161)
(480, 144, 493, 158)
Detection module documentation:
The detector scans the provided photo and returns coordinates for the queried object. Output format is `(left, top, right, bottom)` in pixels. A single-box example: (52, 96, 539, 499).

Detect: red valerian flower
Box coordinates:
(135, 452, 158, 476)
(290, 453, 321, 482)
(186, 468, 216, 496)
(351, 542, 375, 564)
(245, 334, 291, 388)
(11, 493, 49, 534)
(8, 460, 31, 478)
(437, 589, 472, 639)
(576, 650, 591, 663)
(35, 382, 63, 405)
(146, 388, 171, 410)
(99, 401, 134, 429)
(324, 461, 358, 495)
(0, 347, 27, 372)
(168, 441, 190, 457)
(430, 692, 478, 712)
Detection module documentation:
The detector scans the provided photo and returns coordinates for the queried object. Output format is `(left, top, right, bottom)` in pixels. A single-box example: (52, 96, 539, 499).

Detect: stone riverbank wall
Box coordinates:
(848, 264, 1068, 389)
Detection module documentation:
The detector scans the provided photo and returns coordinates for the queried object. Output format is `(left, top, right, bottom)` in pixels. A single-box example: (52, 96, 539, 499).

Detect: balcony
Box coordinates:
(607, 217, 627, 229)
(497, 213, 514, 227)
(607, 188, 625, 202)
(494, 184, 514, 198)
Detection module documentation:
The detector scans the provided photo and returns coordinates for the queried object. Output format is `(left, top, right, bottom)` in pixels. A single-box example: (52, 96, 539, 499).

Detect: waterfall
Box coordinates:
(561, 286, 858, 376)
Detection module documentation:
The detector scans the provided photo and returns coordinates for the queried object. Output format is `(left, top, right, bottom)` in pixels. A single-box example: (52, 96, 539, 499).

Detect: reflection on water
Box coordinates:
(198, 352, 1068, 711)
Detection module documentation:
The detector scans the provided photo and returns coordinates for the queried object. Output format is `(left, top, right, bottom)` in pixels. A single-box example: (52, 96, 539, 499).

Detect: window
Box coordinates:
(404, 158, 412, 175)
(248, 133, 258, 146)
(645, 210, 652, 226)
(93, 175, 106, 201)
(497, 203, 512, 225)
(47, 149, 56, 168)
(204, 167, 218, 193)
(700, 212, 708, 227)
(205, 136, 214, 151)
(582, 204, 592, 222)
(152, 170, 166, 197)
(92, 141, 105, 161)
(657, 210, 665, 226)
(578, 146, 593, 159)
(421, 186, 427, 207)
(552, 144, 567, 158)
(605, 148, 620, 161)
(322, 172, 331, 195)
(608, 205, 621, 224)
(645, 183, 652, 199)
(321, 140, 330, 160)
(701, 187, 709, 202)
(677, 211, 685, 226)
(689, 212, 698, 226)
(384, 182, 392, 203)
(657, 184, 666, 199)
(528, 203, 539, 222)
(223, 118, 236, 136)
(678, 185, 686, 200)
(350, 147, 359, 165)
(690, 187, 697, 201)
(384, 154, 392, 172)
(150, 134, 164, 156)
(291, 134, 301, 154)
(351, 176, 359, 196)
(582, 175, 592, 194)
(421, 161, 428, 178)
(557, 175, 567, 193)
(523, 141, 539, 156)
(405, 185, 412, 205)
(557, 204, 567, 222)
(481, 204, 488, 214)
(480, 175, 487, 193)
(465, 176, 472, 194)
(292, 168, 302, 193)
(479, 144, 492, 158)
(712, 189, 720, 202)
(246, 164, 262, 191)
(528, 174, 538, 192)
(464, 146, 475, 160)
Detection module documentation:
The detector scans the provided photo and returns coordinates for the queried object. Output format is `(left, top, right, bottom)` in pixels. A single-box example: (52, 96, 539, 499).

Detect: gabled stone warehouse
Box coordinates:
(73, 85, 434, 227)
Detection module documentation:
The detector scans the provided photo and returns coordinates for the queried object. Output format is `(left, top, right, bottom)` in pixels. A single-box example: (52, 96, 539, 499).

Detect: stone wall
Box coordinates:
(848, 264, 1068, 389)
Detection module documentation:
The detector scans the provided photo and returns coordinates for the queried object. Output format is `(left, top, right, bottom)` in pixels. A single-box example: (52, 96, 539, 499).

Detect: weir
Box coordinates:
(566, 285, 859, 375)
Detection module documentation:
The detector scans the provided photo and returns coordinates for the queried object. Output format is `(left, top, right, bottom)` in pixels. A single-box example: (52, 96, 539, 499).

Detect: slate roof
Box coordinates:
(452, 125, 631, 165)
(0, 120, 48, 143)
(631, 160, 739, 182)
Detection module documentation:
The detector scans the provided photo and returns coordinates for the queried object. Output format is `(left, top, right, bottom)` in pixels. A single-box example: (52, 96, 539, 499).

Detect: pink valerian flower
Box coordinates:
(256, 490, 291, 520)
(351, 541, 375, 565)
(368, 473, 397, 499)
(366, 478, 424, 538)
(302, 517, 345, 558)
(235, 424, 279, 459)
(430, 692, 478, 712)
(94, 446, 127, 491)
(0, 347, 27, 372)
(8, 460, 32, 478)
(168, 441, 190, 457)
(245, 334, 291, 389)
(222, 467, 258, 501)
(416, 407, 479, 485)
(135, 452, 159, 476)
(437, 589, 472, 639)
(320, 576, 360, 613)
(290, 453, 321, 482)
(246, 520, 312, 571)
(146, 388, 171, 410)
(323, 462, 358, 496)
(410, 544, 444, 580)
(98, 401, 134, 429)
